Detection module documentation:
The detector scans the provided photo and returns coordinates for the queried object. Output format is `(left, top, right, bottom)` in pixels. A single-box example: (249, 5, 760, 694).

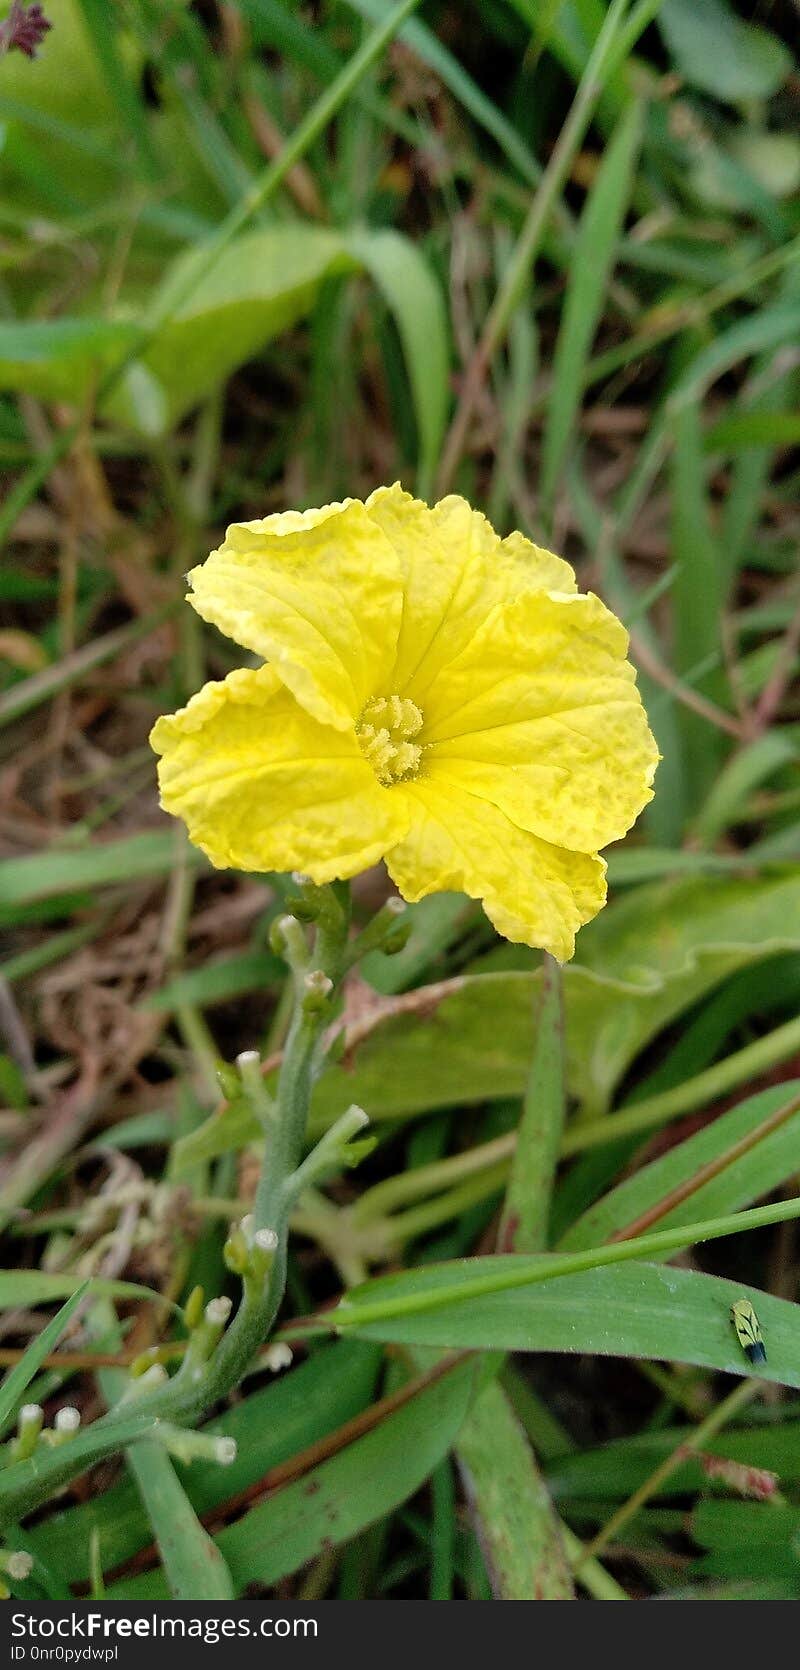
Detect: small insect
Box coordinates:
(730, 1298, 766, 1365)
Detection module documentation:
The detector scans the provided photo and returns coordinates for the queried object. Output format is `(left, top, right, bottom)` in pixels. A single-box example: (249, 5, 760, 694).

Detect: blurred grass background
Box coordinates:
(1, 0, 800, 1602)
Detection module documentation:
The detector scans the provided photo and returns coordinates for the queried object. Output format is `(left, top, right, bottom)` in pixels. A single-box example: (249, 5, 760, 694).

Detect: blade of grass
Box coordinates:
(0, 1281, 89, 1430)
(540, 97, 643, 519)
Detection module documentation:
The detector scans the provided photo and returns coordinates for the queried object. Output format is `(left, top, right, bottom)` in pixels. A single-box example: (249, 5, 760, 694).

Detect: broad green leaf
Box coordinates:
(540, 98, 642, 511)
(337, 1257, 800, 1391)
(456, 1383, 573, 1599)
(0, 225, 448, 480)
(178, 868, 800, 1168)
(111, 1356, 483, 1598)
(561, 1081, 800, 1250)
(106, 227, 358, 431)
(0, 319, 136, 406)
(23, 1340, 380, 1585)
(692, 1500, 800, 1553)
(658, 0, 792, 103)
(0, 1282, 89, 1431)
(0, 0, 124, 126)
(559, 867, 800, 1113)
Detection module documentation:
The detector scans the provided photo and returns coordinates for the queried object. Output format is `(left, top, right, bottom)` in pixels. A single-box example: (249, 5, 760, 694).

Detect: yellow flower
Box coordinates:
(150, 485, 658, 961)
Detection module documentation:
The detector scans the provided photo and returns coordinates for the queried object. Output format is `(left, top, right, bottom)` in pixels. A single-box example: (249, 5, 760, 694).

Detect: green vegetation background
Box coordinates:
(1, 0, 799, 1602)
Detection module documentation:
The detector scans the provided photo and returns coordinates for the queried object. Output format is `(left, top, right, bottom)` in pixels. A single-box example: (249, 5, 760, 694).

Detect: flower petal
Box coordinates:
(187, 500, 403, 730)
(386, 776, 606, 961)
(423, 589, 658, 852)
(366, 484, 576, 701)
(150, 665, 409, 880)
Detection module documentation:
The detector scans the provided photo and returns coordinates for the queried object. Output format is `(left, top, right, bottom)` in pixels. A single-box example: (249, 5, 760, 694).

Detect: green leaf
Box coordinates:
(0, 319, 136, 406)
(691, 733, 800, 846)
(548, 1420, 800, 1502)
(706, 410, 800, 454)
(125, 1444, 235, 1601)
(561, 1081, 800, 1251)
(671, 395, 727, 803)
(540, 98, 642, 511)
(0, 831, 204, 907)
(111, 227, 357, 431)
(658, 0, 793, 103)
(177, 867, 800, 1167)
(500, 955, 564, 1253)
(73, 0, 159, 180)
(456, 1383, 573, 1598)
(142, 950, 283, 1015)
(346, 228, 449, 498)
(0, 1281, 89, 1431)
(0, 1272, 167, 1308)
(23, 1341, 379, 1585)
(111, 1356, 482, 1598)
(669, 306, 800, 415)
(337, 1256, 800, 1391)
(0, 224, 448, 482)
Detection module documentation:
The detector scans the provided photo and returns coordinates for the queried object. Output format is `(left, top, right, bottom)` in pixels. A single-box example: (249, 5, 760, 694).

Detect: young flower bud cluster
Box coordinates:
(182, 1292, 234, 1382)
(223, 1214, 279, 1294)
(11, 1401, 82, 1460)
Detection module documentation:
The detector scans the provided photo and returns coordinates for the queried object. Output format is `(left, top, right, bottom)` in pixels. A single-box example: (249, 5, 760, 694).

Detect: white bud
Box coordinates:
(54, 1406, 80, 1434)
(385, 895, 406, 916)
(19, 1404, 42, 1428)
(213, 1437, 237, 1465)
(236, 1049, 260, 1071)
(265, 1342, 293, 1373)
(136, 1363, 168, 1391)
(7, 1552, 33, 1581)
(254, 1227, 278, 1253)
(205, 1296, 232, 1326)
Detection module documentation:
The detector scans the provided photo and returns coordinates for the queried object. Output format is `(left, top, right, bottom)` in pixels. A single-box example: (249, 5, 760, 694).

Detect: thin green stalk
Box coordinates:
(578, 1376, 761, 1565)
(335, 1195, 800, 1330)
(560, 1523, 629, 1601)
(562, 1012, 800, 1157)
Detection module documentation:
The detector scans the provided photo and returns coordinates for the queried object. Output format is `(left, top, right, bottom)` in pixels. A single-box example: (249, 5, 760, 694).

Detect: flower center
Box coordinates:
(356, 695, 423, 786)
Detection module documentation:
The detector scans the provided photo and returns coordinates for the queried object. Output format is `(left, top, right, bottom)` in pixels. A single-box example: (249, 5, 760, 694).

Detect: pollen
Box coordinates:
(356, 694, 424, 786)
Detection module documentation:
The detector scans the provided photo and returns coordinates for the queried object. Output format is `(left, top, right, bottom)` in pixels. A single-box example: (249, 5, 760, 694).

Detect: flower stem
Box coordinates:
(0, 887, 351, 1530)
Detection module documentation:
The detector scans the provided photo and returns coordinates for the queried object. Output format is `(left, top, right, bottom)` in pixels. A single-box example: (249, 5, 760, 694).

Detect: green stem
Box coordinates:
(0, 890, 350, 1530)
